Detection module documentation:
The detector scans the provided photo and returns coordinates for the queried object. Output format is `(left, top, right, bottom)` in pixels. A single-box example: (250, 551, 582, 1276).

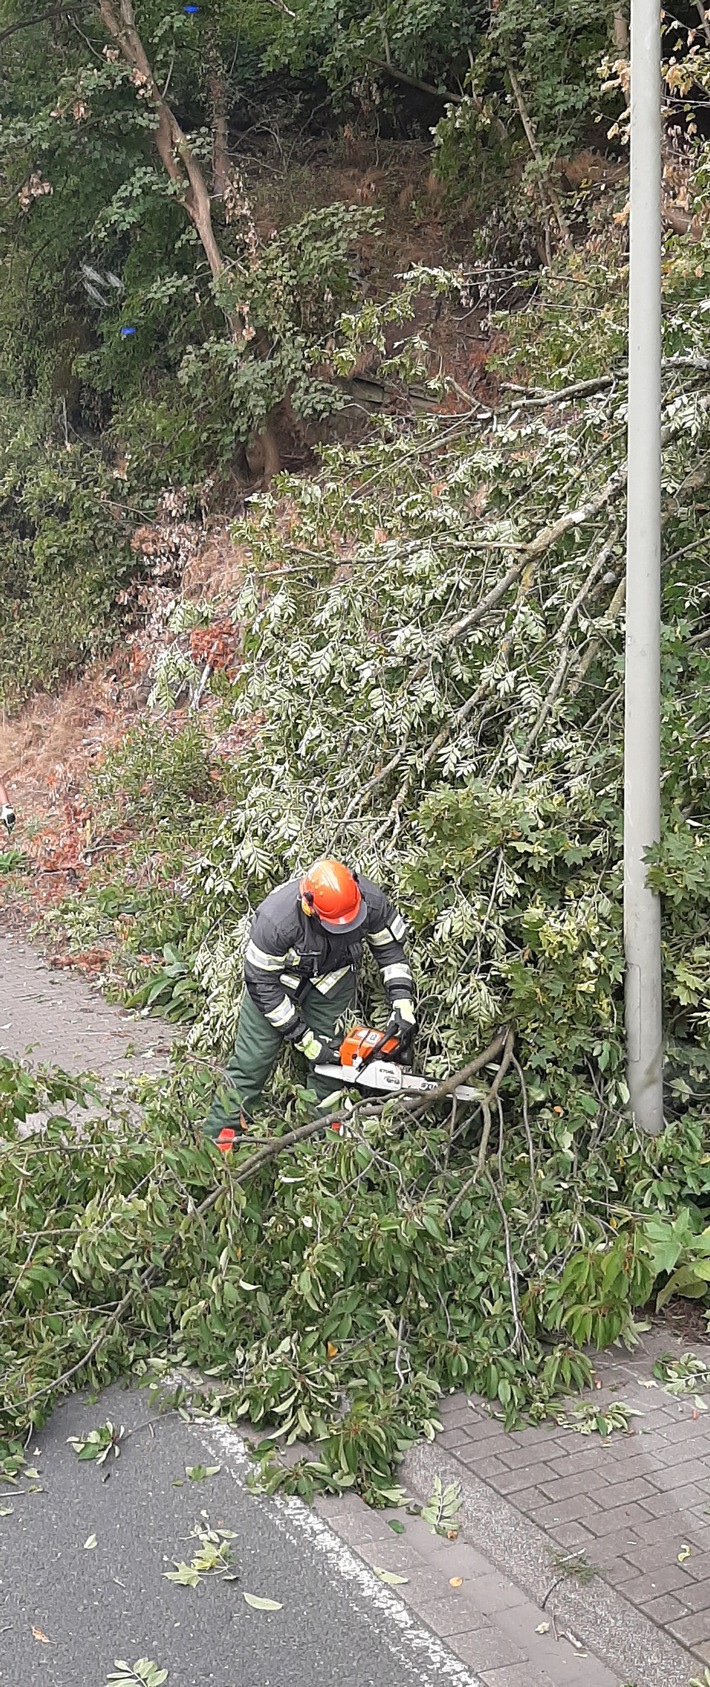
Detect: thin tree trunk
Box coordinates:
(98, 0, 238, 298)
(505, 57, 570, 242)
(613, 8, 629, 51)
(208, 63, 230, 198)
(97, 0, 280, 478)
(695, 1, 710, 48)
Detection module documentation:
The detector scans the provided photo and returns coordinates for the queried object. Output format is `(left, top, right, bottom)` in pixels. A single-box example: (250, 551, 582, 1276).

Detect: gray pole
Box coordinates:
(624, 0, 664, 1133)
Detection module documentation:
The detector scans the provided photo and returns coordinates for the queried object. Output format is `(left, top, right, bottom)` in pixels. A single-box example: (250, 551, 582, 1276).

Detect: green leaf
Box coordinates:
(374, 1568, 409, 1584)
(243, 1593, 283, 1611)
(164, 1563, 201, 1588)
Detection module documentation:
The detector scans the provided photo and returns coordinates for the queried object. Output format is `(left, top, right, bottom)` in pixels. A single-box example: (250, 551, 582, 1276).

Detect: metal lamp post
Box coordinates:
(623, 0, 664, 1133)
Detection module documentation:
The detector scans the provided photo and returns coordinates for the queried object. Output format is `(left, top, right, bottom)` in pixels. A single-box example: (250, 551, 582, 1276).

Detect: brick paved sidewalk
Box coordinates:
(317, 1490, 620, 1687)
(401, 1321, 710, 1686)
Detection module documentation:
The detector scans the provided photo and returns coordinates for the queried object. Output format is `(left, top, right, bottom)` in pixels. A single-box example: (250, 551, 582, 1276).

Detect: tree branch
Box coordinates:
(0, 3, 92, 46)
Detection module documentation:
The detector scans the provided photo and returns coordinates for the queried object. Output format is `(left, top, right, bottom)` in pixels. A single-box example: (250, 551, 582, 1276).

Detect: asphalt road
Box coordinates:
(0, 1384, 479, 1687)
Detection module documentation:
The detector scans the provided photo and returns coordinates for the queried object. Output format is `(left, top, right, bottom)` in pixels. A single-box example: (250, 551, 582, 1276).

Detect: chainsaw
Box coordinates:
(315, 1025, 482, 1103)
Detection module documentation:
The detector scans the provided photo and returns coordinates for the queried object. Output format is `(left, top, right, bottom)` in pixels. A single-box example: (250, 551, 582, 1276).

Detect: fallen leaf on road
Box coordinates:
(387, 1520, 406, 1535)
(374, 1568, 409, 1585)
(243, 1593, 283, 1611)
(0, 1505, 14, 1517)
(105, 1659, 169, 1686)
(84, 1533, 98, 1549)
(678, 1544, 692, 1562)
(164, 1562, 201, 1588)
(535, 1621, 550, 1634)
(449, 1577, 463, 1588)
(185, 1465, 221, 1482)
(31, 1626, 50, 1643)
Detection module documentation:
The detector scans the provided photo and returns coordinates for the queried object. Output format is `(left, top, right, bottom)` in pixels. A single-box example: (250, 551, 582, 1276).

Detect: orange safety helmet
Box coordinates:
(300, 859, 367, 934)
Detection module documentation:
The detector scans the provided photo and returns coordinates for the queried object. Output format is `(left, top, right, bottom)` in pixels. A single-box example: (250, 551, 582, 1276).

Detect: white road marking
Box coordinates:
(201, 1418, 483, 1687)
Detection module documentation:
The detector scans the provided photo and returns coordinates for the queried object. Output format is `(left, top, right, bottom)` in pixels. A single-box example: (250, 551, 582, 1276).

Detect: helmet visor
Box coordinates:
(318, 898, 368, 935)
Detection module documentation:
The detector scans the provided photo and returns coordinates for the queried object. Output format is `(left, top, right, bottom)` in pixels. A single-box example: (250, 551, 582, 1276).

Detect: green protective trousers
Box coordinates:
(204, 971, 356, 1139)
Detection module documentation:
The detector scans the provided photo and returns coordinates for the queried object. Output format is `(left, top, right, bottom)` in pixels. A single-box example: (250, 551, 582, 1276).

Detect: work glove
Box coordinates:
(293, 1026, 341, 1066)
(386, 998, 417, 1053)
(1, 804, 15, 835)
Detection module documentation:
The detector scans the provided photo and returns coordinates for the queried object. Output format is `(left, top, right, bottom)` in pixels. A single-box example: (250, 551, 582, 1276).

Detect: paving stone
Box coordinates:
(498, 1443, 566, 1472)
(571, 1524, 646, 1561)
(535, 1472, 612, 1503)
(651, 1457, 710, 1491)
(439, 1401, 477, 1428)
(616, 1514, 699, 1549)
(584, 1501, 658, 1537)
(493, 1465, 560, 1496)
(531, 1496, 602, 1527)
(414, 1599, 494, 1639)
(667, 1610, 710, 1645)
(479, 1669, 558, 1687)
(457, 1417, 508, 1443)
(499, 1426, 560, 1451)
(592, 1475, 659, 1508)
(446, 1627, 527, 1671)
(669, 1576, 710, 1614)
(682, 1551, 710, 1582)
(627, 1563, 696, 1599)
(623, 1540, 693, 1575)
(656, 1414, 710, 1443)
(635, 1490, 679, 1517)
(508, 1484, 564, 1512)
(463, 1453, 516, 1481)
(550, 1521, 599, 1550)
(653, 1433, 710, 1465)
(464, 1572, 538, 1616)
(544, 1450, 617, 1478)
(436, 1427, 480, 1451)
(602, 1555, 641, 1584)
(641, 1592, 692, 1623)
(407, 1337, 710, 1682)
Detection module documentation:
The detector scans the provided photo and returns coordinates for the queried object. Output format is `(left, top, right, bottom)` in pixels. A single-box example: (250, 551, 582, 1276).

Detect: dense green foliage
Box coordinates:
(0, 401, 138, 708)
(1, 1052, 708, 1502)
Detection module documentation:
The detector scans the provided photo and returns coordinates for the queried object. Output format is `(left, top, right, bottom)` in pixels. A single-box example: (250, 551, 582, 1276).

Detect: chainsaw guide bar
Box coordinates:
(314, 1058, 481, 1103)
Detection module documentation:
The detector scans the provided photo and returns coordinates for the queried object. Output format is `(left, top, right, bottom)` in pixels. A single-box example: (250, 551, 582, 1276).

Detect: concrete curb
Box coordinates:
(402, 1441, 694, 1687)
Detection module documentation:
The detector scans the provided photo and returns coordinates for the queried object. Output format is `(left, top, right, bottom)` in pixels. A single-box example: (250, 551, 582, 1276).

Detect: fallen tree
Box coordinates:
(4, 230, 710, 1499)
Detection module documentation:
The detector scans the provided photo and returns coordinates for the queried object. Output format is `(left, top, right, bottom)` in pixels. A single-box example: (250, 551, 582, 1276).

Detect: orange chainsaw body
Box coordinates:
(339, 1025, 400, 1065)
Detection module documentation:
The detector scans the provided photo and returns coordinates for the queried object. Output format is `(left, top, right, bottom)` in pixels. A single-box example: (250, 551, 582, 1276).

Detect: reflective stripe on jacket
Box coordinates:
(243, 874, 412, 1036)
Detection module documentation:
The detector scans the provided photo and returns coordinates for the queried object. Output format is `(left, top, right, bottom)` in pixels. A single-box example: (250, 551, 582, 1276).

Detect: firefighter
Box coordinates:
(205, 858, 416, 1151)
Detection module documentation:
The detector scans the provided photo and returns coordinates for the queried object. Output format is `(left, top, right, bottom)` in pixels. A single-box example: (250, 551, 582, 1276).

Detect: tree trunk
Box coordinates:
(613, 9, 629, 51)
(209, 72, 230, 198)
(98, 0, 238, 298)
(504, 57, 570, 242)
(97, 0, 280, 479)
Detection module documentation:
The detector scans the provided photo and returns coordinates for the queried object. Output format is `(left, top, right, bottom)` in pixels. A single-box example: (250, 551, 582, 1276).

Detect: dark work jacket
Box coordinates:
(243, 874, 412, 1036)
